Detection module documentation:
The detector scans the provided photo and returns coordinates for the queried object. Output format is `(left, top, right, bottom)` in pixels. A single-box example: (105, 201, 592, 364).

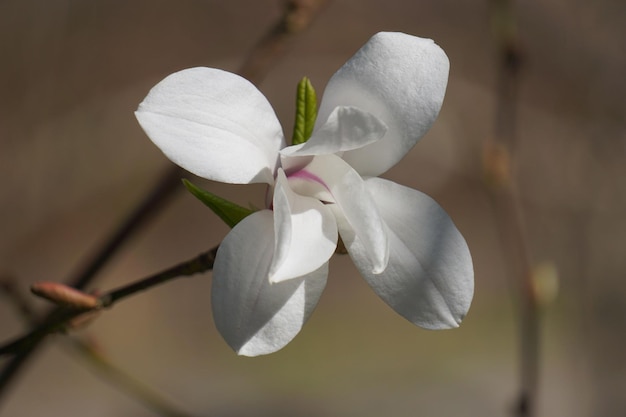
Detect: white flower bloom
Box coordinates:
(136, 32, 474, 356)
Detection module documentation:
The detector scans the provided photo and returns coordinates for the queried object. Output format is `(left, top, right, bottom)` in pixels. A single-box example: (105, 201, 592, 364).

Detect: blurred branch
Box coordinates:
(487, 1, 539, 417)
(0, 247, 217, 357)
(69, 339, 194, 417)
(0, 274, 196, 417)
(238, 0, 330, 81)
(0, 0, 330, 404)
(0, 278, 38, 323)
(0, 167, 185, 403)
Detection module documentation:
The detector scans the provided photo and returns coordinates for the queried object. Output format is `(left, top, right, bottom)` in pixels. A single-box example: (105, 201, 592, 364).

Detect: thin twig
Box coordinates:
(0, 0, 331, 403)
(69, 340, 194, 417)
(238, 0, 330, 82)
(0, 277, 38, 323)
(0, 167, 184, 400)
(0, 274, 195, 417)
(487, 1, 539, 416)
(71, 167, 186, 292)
(0, 247, 217, 357)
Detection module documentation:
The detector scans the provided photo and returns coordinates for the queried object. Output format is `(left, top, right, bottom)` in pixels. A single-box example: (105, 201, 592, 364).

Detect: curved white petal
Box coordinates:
(280, 106, 387, 157)
(316, 32, 449, 177)
(300, 154, 389, 274)
(269, 170, 338, 283)
(212, 210, 328, 356)
(136, 67, 285, 184)
(347, 178, 473, 329)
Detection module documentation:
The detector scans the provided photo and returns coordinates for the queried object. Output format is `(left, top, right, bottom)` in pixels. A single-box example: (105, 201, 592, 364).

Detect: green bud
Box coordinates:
(291, 76, 318, 145)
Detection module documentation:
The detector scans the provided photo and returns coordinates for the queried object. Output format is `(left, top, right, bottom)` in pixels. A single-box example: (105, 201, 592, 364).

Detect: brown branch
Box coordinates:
(238, 0, 330, 82)
(0, 274, 197, 417)
(68, 339, 194, 417)
(487, 1, 539, 416)
(0, 0, 331, 403)
(0, 247, 217, 357)
(0, 166, 185, 405)
(0, 276, 38, 323)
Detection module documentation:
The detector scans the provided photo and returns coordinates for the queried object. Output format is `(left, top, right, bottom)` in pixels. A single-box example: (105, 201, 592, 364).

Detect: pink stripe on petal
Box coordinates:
(287, 169, 330, 191)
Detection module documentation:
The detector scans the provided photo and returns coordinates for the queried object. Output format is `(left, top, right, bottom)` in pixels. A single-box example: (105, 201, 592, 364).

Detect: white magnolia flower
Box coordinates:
(136, 32, 474, 356)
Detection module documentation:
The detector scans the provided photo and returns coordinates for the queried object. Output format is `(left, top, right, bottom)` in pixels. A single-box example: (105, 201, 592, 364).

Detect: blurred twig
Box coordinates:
(0, 247, 217, 357)
(238, 0, 330, 81)
(69, 339, 193, 417)
(487, 1, 539, 416)
(0, 274, 195, 417)
(0, 167, 185, 402)
(0, 278, 38, 323)
(0, 0, 331, 403)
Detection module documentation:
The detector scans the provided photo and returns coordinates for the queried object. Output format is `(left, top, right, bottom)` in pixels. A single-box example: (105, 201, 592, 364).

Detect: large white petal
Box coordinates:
(136, 67, 285, 184)
(212, 210, 327, 356)
(296, 154, 389, 274)
(269, 170, 338, 283)
(346, 178, 473, 329)
(280, 106, 387, 157)
(316, 32, 449, 177)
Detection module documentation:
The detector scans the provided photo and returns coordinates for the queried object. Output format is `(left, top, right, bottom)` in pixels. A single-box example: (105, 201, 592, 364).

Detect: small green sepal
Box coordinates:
(291, 77, 318, 145)
(182, 179, 254, 228)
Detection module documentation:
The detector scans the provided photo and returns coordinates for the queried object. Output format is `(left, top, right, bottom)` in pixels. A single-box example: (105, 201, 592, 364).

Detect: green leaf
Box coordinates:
(291, 77, 318, 145)
(182, 179, 255, 228)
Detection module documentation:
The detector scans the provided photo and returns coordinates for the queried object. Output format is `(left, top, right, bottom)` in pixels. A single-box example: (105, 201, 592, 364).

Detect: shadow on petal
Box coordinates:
(211, 210, 328, 356)
(347, 178, 474, 329)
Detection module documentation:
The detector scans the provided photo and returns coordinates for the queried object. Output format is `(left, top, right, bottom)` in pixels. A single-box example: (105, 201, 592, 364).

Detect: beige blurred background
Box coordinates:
(1, 0, 625, 416)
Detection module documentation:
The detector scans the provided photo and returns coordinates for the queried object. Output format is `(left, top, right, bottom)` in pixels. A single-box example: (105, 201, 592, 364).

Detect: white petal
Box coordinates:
(280, 106, 387, 157)
(316, 32, 449, 177)
(300, 154, 389, 274)
(136, 67, 285, 184)
(347, 178, 473, 329)
(212, 210, 328, 356)
(269, 170, 338, 283)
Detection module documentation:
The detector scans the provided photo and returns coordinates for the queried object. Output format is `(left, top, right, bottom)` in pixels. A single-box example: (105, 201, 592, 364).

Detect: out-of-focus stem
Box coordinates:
(238, 0, 330, 82)
(0, 248, 218, 357)
(487, 0, 540, 416)
(0, 166, 185, 402)
(0, 275, 195, 417)
(67, 339, 194, 417)
(0, 0, 331, 403)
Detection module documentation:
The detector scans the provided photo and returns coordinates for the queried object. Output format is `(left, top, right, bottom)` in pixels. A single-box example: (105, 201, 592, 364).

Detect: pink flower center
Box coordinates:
(281, 167, 334, 205)
(286, 169, 329, 191)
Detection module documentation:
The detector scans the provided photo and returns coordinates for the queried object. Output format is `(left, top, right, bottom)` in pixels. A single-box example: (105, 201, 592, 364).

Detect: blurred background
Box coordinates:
(1, 0, 624, 416)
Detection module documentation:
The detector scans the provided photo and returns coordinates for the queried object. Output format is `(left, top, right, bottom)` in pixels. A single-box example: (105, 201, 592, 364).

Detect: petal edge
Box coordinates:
(136, 67, 285, 184)
(317, 32, 449, 176)
(350, 178, 473, 328)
